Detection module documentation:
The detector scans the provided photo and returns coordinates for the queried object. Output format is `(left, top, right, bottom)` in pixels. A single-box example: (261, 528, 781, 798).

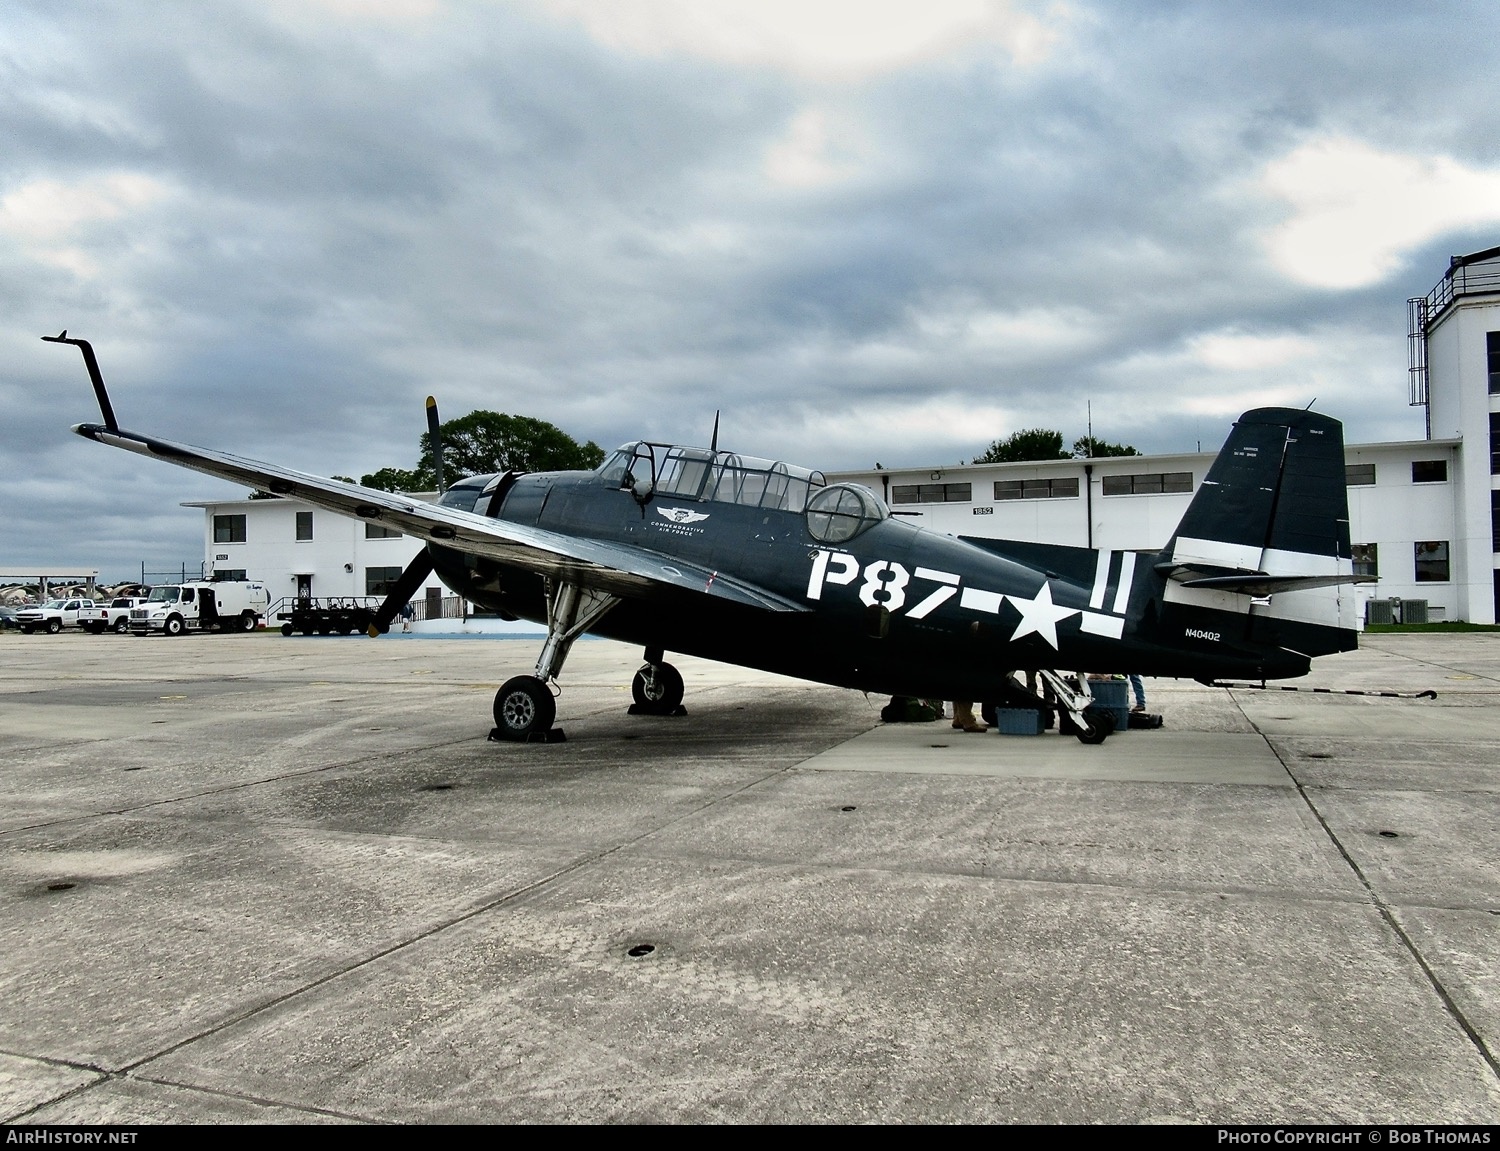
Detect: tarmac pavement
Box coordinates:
(0, 628, 1497, 1124)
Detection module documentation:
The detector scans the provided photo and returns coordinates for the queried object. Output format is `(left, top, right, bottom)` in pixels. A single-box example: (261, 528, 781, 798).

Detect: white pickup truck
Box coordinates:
(80, 596, 150, 634)
(17, 598, 96, 634)
(129, 581, 269, 635)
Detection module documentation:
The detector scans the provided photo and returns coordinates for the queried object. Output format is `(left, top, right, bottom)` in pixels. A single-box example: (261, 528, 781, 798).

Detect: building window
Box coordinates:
(1101, 472, 1192, 496)
(213, 514, 246, 543)
(1352, 543, 1378, 580)
(1492, 491, 1500, 551)
(295, 511, 313, 540)
(212, 569, 247, 582)
(365, 523, 402, 539)
(891, 482, 972, 504)
(1345, 464, 1376, 486)
(1411, 460, 1447, 484)
(366, 566, 405, 596)
(1414, 541, 1450, 583)
(993, 477, 1080, 500)
(1492, 413, 1500, 476)
(1488, 331, 1500, 395)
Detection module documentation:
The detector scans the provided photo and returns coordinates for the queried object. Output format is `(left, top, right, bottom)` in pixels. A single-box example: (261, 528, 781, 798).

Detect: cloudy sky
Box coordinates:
(5, 0, 1500, 579)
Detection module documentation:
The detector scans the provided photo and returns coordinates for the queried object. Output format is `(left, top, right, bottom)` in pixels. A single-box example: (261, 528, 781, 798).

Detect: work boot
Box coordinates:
(951, 702, 989, 733)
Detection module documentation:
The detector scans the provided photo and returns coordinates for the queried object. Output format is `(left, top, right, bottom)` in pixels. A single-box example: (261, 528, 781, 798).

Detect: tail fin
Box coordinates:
(1156, 407, 1359, 657)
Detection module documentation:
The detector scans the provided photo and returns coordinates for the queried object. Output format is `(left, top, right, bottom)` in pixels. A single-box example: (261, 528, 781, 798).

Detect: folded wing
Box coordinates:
(75, 423, 808, 613)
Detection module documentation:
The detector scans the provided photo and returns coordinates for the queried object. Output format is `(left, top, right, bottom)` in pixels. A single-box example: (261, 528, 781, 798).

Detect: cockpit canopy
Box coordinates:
(601, 443, 888, 542)
(601, 443, 828, 514)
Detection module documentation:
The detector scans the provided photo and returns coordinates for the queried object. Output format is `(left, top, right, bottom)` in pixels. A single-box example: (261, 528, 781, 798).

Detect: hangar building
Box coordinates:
(189, 247, 1500, 624)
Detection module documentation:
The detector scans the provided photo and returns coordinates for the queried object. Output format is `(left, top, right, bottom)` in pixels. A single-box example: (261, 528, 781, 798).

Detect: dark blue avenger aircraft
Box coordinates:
(51, 334, 1361, 744)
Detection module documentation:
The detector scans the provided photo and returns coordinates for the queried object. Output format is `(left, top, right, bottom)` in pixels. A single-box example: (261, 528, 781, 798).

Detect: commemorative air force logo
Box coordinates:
(657, 507, 710, 525)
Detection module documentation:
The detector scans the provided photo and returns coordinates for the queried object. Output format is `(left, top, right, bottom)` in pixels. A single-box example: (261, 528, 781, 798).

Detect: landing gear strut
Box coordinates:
(1035, 669, 1116, 744)
(490, 580, 618, 742)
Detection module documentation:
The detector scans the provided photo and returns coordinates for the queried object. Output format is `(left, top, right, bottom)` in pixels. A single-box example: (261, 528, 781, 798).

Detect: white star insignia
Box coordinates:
(1004, 581, 1079, 649)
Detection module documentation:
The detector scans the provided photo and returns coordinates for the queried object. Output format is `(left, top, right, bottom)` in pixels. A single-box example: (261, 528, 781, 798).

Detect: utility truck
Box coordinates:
(129, 581, 269, 636)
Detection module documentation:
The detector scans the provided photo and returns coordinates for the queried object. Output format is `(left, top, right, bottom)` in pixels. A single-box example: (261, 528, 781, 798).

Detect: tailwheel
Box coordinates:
(631, 661, 684, 714)
(492, 675, 557, 741)
(1075, 710, 1116, 745)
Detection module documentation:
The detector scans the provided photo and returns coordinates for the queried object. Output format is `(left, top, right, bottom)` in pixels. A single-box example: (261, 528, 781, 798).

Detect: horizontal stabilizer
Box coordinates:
(1177, 572, 1371, 595)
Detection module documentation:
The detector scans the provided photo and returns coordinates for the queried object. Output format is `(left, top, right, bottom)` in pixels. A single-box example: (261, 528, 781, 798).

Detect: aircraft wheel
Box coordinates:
(1074, 710, 1115, 745)
(47, 619, 62, 634)
(493, 676, 556, 740)
(114, 617, 130, 633)
(164, 615, 184, 637)
(632, 662, 684, 711)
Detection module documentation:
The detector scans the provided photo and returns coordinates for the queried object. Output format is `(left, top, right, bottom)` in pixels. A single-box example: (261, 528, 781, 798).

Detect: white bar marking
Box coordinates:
(1080, 612, 1124, 639)
(1111, 553, 1136, 614)
(1089, 550, 1112, 610)
(960, 588, 1004, 614)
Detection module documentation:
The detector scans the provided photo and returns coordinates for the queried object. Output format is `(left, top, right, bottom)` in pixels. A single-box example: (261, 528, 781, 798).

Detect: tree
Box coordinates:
(360, 466, 430, 492)
(424, 410, 605, 477)
(974, 428, 1070, 463)
(1072, 436, 1139, 459)
(359, 410, 606, 492)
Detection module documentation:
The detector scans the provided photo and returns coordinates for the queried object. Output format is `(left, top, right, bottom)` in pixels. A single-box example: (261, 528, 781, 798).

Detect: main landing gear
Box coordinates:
(491, 581, 618, 742)
(487, 582, 689, 742)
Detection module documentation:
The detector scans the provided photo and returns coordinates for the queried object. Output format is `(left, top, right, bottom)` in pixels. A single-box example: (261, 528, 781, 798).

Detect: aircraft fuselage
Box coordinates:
(430, 469, 1313, 701)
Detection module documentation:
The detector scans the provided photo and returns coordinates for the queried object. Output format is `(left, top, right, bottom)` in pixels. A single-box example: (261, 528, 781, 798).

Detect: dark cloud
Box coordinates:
(2, 0, 1497, 576)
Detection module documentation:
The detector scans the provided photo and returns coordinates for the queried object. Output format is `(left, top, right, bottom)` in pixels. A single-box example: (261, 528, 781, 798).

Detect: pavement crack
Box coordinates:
(1233, 691, 1500, 1084)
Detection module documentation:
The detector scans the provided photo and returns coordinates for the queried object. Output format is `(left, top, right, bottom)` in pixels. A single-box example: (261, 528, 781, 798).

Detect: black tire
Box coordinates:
(113, 617, 129, 634)
(163, 615, 184, 637)
(47, 619, 62, 634)
(493, 676, 556, 740)
(281, 623, 294, 637)
(1075, 710, 1116, 745)
(631, 662, 684, 711)
(240, 612, 256, 632)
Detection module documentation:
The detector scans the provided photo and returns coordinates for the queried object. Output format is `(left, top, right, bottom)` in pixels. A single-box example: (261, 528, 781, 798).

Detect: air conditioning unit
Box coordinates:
(1402, 599, 1429, 625)
(1365, 599, 1394, 625)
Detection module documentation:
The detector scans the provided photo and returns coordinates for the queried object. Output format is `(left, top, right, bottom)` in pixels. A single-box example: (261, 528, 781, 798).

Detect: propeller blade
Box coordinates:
(425, 396, 446, 495)
(366, 548, 436, 636)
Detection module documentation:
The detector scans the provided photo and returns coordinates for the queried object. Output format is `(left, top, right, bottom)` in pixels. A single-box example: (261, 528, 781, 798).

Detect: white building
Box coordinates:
(1411, 244, 1500, 625)
(825, 246, 1500, 625)
(184, 494, 451, 619)
(189, 247, 1500, 625)
(827, 437, 1464, 621)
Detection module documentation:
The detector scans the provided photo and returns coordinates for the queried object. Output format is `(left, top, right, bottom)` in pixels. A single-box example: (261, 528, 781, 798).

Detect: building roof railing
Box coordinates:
(1417, 245, 1500, 323)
